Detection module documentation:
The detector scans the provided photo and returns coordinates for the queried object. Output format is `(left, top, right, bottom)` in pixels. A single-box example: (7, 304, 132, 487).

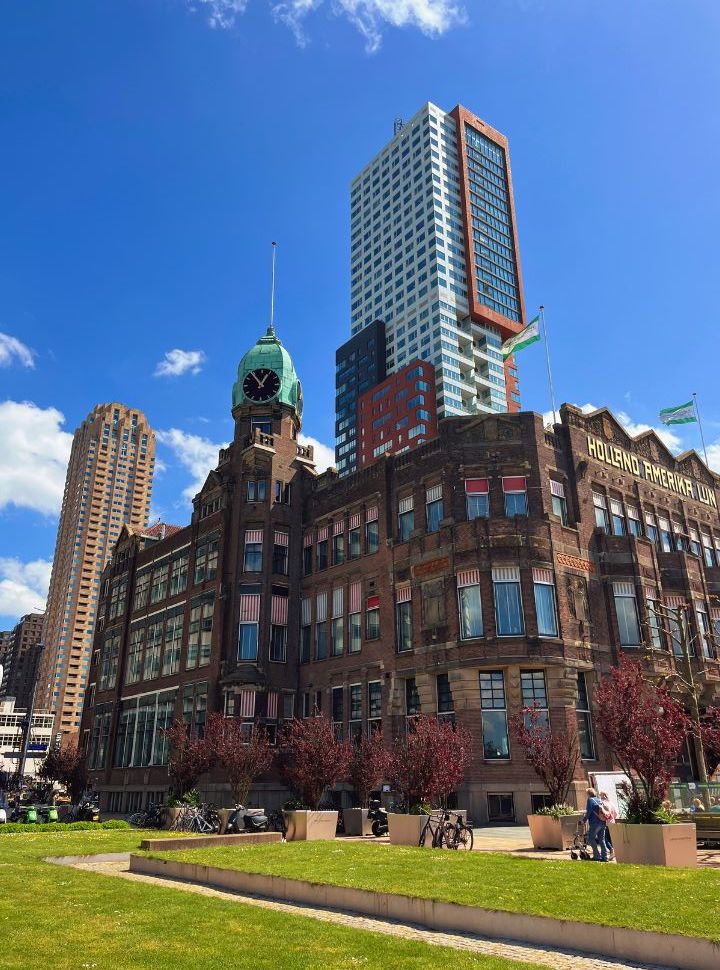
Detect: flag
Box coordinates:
(659, 400, 697, 425)
(501, 316, 541, 359)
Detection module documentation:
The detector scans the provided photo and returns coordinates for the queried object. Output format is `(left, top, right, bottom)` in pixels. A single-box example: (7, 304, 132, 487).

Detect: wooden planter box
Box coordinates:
(527, 813, 582, 850)
(343, 808, 373, 836)
(283, 809, 338, 841)
(388, 813, 425, 845)
(613, 822, 697, 867)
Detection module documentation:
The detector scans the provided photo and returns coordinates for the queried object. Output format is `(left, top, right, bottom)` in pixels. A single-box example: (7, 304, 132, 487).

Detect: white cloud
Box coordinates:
(156, 428, 227, 503)
(154, 349, 207, 378)
(189, 0, 465, 51)
(615, 410, 683, 454)
(702, 440, 720, 474)
(298, 433, 335, 472)
(0, 558, 51, 622)
(0, 401, 73, 516)
(0, 332, 35, 369)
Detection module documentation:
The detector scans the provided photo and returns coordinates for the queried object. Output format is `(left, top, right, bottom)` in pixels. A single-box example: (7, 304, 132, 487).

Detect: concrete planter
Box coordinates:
(388, 813, 425, 845)
(527, 813, 582, 850)
(613, 822, 697, 868)
(283, 809, 338, 841)
(343, 808, 373, 836)
(162, 807, 183, 830)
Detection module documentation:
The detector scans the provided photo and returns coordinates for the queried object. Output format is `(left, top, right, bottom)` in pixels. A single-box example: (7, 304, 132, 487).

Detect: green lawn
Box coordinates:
(0, 831, 544, 970)
(143, 841, 720, 943)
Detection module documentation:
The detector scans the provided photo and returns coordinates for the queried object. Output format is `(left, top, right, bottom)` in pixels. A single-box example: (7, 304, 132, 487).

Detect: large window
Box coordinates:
(331, 587, 344, 656)
(303, 535, 313, 576)
(187, 595, 214, 668)
(246, 479, 267, 503)
(658, 517, 673, 553)
(503, 477, 527, 517)
(366, 594, 380, 639)
(349, 684, 362, 741)
(332, 525, 345, 566)
(349, 581, 362, 654)
(316, 591, 328, 660)
(270, 592, 288, 662)
(436, 673, 454, 722)
(695, 602, 713, 659)
(99, 631, 120, 691)
(108, 576, 128, 620)
(702, 533, 716, 568)
(646, 596, 664, 650)
(348, 517, 362, 559)
(194, 533, 219, 584)
(493, 566, 524, 636)
(150, 563, 169, 604)
(396, 586, 412, 652)
(626, 506, 642, 538)
(368, 681, 382, 734)
(398, 495, 414, 541)
(457, 569, 483, 639)
(162, 609, 183, 676)
(272, 531, 289, 576)
(170, 551, 189, 596)
(689, 528, 702, 557)
(332, 687, 344, 739)
(317, 528, 329, 571)
(405, 677, 420, 719)
(576, 672, 596, 760)
(644, 513, 659, 545)
(550, 480, 568, 525)
(300, 597, 311, 664)
(366, 508, 379, 553)
(466, 478, 489, 520)
(143, 620, 162, 680)
(426, 485, 443, 533)
(613, 582, 641, 646)
(243, 529, 263, 572)
(133, 571, 150, 611)
(182, 681, 207, 737)
(238, 588, 260, 661)
(479, 671, 509, 760)
(592, 492, 609, 532)
(610, 499, 626, 536)
(521, 670, 548, 727)
(533, 568, 558, 638)
(125, 625, 144, 685)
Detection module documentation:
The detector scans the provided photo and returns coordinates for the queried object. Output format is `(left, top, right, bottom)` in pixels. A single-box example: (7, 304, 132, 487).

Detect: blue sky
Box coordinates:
(1, 0, 719, 623)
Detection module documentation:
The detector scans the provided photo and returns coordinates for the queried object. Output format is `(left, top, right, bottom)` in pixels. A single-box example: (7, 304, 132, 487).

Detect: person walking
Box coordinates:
(583, 787, 608, 862)
(599, 790, 617, 861)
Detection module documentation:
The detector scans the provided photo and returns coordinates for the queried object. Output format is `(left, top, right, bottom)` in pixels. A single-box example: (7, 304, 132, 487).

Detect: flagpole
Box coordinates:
(539, 305, 558, 426)
(269, 241, 277, 333)
(692, 392, 710, 466)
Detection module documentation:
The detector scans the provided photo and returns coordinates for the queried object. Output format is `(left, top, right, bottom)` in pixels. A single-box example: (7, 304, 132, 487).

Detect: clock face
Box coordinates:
(243, 368, 281, 403)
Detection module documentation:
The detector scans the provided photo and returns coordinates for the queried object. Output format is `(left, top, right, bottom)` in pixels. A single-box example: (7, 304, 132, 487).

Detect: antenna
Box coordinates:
(269, 241, 277, 335)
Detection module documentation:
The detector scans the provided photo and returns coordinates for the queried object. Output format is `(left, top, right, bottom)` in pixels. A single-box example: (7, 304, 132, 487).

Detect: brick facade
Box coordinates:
(80, 397, 720, 822)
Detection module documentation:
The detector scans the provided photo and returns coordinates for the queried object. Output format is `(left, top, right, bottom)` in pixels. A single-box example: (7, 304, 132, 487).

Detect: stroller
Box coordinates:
(569, 820, 592, 860)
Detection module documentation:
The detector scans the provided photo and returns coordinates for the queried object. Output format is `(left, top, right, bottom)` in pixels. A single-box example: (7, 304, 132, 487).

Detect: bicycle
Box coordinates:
(439, 810, 474, 851)
(267, 809, 287, 837)
(418, 810, 447, 848)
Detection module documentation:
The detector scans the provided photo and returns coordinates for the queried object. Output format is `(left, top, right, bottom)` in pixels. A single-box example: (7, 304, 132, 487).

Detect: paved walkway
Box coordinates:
(53, 853, 670, 970)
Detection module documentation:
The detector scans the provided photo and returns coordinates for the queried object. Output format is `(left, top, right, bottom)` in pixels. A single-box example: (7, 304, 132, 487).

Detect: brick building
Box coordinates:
(81, 327, 720, 822)
(357, 358, 439, 469)
(0, 612, 45, 710)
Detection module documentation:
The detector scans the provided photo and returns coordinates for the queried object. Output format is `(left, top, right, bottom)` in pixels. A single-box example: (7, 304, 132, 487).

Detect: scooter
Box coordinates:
(368, 798, 388, 837)
(10, 804, 38, 824)
(226, 805, 269, 834)
(68, 796, 100, 823)
(37, 805, 59, 823)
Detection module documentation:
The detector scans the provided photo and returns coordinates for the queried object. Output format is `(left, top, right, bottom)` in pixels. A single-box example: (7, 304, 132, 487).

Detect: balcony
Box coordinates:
(244, 430, 275, 452)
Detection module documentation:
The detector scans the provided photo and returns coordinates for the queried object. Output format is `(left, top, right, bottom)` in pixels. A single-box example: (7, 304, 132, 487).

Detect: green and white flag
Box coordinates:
(659, 400, 697, 425)
(501, 315, 541, 359)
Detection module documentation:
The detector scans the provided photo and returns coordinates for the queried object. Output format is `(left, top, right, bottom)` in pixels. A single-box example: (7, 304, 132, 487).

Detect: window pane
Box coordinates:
(396, 601, 412, 652)
(458, 585, 483, 639)
(614, 593, 641, 646)
(534, 583, 558, 637)
(505, 491, 527, 516)
(426, 499, 442, 532)
(494, 581, 524, 636)
(467, 493, 489, 520)
(238, 623, 258, 660)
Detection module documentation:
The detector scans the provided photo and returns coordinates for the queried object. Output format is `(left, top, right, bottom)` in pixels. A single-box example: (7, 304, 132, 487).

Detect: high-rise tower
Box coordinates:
(35, 403, 155, 737)
(349, 102, 526, 420)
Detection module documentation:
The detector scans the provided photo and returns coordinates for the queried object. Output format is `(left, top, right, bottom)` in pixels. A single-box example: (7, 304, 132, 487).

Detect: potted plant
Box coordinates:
(279, 713, 351, 840)
(204, 713, 274, 832)
(345, 732, 392, 836)
(387, 715, 472, 845)
(163, 718, 212, 828)
(595, 658, 696, 867)
(510, 705, 581, 849)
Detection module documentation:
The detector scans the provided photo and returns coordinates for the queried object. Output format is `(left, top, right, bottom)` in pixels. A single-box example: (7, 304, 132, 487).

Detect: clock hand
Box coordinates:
(257, 373, 269, 387)
(253, 372, 263, 385)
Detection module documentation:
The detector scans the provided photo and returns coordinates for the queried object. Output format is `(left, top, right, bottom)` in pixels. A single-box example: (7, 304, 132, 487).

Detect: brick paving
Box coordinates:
(58, 854, 670, 970)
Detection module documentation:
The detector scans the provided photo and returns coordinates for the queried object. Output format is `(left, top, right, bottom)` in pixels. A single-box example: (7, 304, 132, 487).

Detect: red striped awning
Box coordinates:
(457, 569, 480, 588)
(532, 567, 554, 585)
(396, 585, 412, 603)
(271, 595, 288, 625)
(239, 594, 260, 622)
(333, 520, 344, 535)
(266, 691, 278, 720)
(245, 529, 263, 544)
(303, 532, 314, 548)
(274, 530, 289, 546)
(239, 690, 255, 719)
(366, 506, 378, 522)
(349, 580, 362, 613)
(366, 595, 380, 610)
(549, 480, 565, 498)
(317, 526, 328, 542)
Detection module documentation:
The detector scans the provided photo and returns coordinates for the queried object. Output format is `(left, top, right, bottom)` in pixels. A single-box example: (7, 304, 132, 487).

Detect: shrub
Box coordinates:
(388, 715, 472, 813)
(280, 713, 351, 809)
(164, 719, 213, 800)
(204, 713, 274, 806)
(347, 732, 392, 807)
(536, 803, 577, 819)
(0, 820, 129, 834)
(510, 706, 579, 807)
(595, 657, 689, 822)
(38, 742, 87, 802)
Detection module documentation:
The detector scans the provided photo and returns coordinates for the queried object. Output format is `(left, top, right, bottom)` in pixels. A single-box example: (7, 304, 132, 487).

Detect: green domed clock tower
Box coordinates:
(232, 325, 303, 424)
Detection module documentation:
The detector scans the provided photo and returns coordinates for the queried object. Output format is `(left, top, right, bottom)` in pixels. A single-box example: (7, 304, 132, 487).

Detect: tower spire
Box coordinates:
(268, 240, 277, 337)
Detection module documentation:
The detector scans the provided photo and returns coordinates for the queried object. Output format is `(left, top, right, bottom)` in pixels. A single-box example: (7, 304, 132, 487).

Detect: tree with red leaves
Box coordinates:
(388, 715, 472, 812)
(204, 713, 274, 806)
(280, 713, 351, 809)
(347, 732, 392, 807)
(510, 706, 578, 808)
(38, 742, 87, 801)
(595, 657, 689, 821)
(701, 707, 720, 776)
(164, 718, 213, 800)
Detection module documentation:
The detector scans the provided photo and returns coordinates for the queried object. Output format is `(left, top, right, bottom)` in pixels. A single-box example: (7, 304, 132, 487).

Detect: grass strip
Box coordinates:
(141, 840, 720, 943)
(0, 830, 544, 970)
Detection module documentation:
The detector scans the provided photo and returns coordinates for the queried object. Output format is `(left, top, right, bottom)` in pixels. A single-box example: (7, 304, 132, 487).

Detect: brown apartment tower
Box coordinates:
(348, 102, 525, 424)
(35, 403, 155, 738)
